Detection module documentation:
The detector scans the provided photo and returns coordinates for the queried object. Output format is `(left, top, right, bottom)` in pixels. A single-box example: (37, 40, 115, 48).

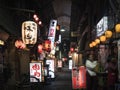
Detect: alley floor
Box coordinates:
(1, 65, 73, 90)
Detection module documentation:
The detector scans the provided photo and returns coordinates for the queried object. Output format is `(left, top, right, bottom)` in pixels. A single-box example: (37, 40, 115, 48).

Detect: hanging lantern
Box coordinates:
(89, 43, 93, 48)
(95, 39, 100, 44)
(105, 30, 112, 38)
(115, 24, 120, 33)
(38, 44, 43, 54)
(44, 40, 51, 52)
(70, 47, 74, 52)
(100, 35, 106, 42)
(92, 41, 96, 46)
(22, 21, 37, 45)
(15, 40, 26, 49)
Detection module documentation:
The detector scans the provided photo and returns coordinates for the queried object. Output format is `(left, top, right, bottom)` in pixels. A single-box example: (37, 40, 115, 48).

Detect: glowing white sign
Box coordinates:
(96, 16, 108, 37)
(69, 60, 72, 70)
(46, 60, 55, 78)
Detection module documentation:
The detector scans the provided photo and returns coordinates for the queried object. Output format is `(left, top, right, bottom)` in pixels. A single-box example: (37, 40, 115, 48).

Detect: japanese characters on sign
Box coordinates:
(30, 62, 42, 82)
(46, 60, 55, 78)
(48, 20, 57, 51)
(22, 21, 37, 45)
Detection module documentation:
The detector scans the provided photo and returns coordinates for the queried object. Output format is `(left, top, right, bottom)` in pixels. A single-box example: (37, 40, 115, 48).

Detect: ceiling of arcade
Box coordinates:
(0, 0, 117, 51)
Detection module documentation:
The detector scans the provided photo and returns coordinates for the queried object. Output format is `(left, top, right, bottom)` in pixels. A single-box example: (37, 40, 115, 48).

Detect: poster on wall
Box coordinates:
(46, 60, 55, 78)
(30, 62, 42, 82)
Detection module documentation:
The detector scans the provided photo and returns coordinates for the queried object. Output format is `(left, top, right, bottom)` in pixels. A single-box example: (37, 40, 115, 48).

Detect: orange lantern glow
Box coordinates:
(100, 35, 106, 42)
(105, 30, 112, 38)
(15, 40, 26, 49)
(95, 39, 100, 44)
(92, 41, 96, 46)
(89, 43, 93, 48)
(115, 24, 120, 33)
(38, 44, 43, 54)
(44, 40, 51, 52)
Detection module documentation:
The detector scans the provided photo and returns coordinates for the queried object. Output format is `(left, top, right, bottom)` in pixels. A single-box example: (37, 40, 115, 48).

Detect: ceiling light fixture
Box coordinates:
(60, 28, 65, 32)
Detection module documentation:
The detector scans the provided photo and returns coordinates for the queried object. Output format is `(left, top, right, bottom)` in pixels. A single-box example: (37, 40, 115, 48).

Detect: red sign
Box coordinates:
(72, 66, 86, 89)
(78, 66, 86, 88)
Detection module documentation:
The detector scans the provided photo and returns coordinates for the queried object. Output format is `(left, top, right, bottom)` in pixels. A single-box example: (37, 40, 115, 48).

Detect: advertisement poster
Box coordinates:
(46, 60, 55, 78)
(30, 62, 42, 82)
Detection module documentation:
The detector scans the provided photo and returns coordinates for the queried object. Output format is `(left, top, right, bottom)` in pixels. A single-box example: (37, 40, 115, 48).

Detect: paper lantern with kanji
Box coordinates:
(22, 21, 37, 45)
(38, 44, 43, 54)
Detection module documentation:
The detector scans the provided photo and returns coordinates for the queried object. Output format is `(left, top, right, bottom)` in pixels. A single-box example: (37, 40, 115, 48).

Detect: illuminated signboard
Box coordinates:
(48, 20, 57, 51)
(69, 60, 72, 70)
(72, 66, 86, 89)
(30, 62, 42, 82)
(96, 16, 108, 37)
(46, 60, 55, 78)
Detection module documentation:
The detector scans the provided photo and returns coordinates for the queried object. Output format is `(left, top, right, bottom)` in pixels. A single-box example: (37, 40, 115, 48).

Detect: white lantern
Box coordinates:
(22, 21, 37, 45)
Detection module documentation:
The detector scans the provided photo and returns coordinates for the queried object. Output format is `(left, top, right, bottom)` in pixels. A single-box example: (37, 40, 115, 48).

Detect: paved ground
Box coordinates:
(1, 65, 73, 90)
(42, 66, 73, 90)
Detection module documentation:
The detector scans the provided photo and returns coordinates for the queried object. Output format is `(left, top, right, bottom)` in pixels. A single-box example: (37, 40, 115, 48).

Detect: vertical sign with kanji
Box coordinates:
(48, 20, 57, 51)
(46, 60, 55, 78)
(30, 62, 42, 82)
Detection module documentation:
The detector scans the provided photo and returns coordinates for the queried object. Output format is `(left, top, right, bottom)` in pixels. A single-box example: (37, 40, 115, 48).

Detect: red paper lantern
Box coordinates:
(15, 40, 26, 49)
(70, 47, 74, 52)
(44, 40, 51, 52)
(38, 44, 43, 54)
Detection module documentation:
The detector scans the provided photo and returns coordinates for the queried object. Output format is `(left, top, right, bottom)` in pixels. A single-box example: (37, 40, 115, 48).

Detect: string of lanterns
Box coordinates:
(89, 23, 120, 48)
